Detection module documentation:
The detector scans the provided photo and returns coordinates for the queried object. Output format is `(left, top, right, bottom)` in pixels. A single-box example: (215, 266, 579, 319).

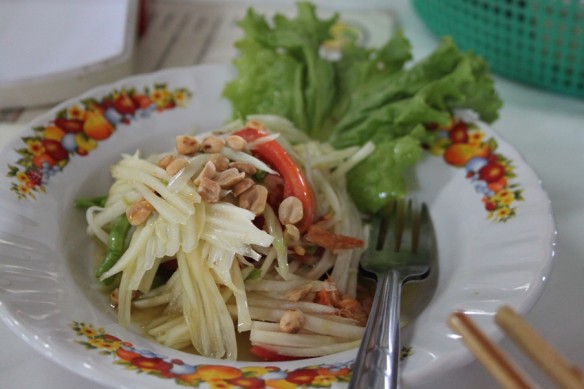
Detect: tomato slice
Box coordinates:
(235, 127, 316, 233)
(249, 345, 302, 362)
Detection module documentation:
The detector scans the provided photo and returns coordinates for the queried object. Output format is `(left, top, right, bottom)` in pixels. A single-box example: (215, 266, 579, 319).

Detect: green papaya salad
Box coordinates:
(79, 2, 502, 361)
(82, 115, 374, 360)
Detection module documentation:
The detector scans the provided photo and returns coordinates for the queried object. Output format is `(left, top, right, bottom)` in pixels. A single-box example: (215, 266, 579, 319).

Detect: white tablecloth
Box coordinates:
(1, 1, 583, 388)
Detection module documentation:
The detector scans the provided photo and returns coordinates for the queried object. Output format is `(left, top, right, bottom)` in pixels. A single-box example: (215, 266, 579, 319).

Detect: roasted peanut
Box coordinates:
(284, 224, 300, 242)
(214, 168, 245, 188)
(157, 154, 175, 169)
(193, 161, 216, 186)
(232, 177, 255, 196)
(202, 136, 225, 153)
(278, 196, 303, 225)
(229, 161, 257, 175)
(226, 135, 247, 151)
(239, 185, 268, 215)
(207, 153, 230, 171)
(126, 199, 154, 226)
(175, 135, 199, 155)
(165, 156, 189, 175)
(292, 245, 306, 256)
(246, 119, 268, 131)
(197, 177, 221, 203)
(279, 309, 305, 333)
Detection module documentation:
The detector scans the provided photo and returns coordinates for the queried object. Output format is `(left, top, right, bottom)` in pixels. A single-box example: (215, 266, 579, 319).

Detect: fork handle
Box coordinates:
(350, 270, 402, 389)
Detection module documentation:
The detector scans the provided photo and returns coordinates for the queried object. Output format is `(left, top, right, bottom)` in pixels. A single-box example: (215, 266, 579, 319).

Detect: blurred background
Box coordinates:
(2, 0, 582, 114)
(413, 0, 584, 99)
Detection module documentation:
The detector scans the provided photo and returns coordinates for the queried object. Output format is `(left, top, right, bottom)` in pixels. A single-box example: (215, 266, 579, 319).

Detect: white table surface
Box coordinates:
(1, 1, 583, 388)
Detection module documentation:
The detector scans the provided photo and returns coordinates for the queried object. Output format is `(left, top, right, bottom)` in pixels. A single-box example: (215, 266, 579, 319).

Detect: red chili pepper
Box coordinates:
(249, 345, 303, 362)
(234, 127, 316, 233)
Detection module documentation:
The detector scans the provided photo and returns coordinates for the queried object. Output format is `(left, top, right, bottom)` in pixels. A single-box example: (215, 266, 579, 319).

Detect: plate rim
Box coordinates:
(0, 63, 557, 388)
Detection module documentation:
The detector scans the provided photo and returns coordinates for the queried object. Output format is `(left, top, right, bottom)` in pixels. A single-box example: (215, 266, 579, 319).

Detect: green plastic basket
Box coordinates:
(412, 0, 584, 98)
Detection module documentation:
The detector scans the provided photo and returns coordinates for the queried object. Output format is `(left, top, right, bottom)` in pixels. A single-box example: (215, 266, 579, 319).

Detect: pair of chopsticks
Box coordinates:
(448, 305, 584, 389)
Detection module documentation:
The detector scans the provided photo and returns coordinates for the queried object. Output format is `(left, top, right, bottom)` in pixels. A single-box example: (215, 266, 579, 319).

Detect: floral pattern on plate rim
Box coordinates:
(4, 85, 523, 223)
(427, 115, 524, 222)
(6, 84, 192, 200)
(72, 321, 352, 388)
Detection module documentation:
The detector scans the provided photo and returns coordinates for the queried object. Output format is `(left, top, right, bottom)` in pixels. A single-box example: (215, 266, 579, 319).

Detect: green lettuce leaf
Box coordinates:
(223, 2, 503, 214)
(223, 3, 338, 137)
(346, 125, 430, 213)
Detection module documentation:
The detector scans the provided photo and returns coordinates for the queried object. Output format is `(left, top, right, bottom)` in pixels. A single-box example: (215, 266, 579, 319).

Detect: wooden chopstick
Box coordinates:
(448, 311, 533, 389)
(448, 306, 584, 389)
(495, 305, 584, 389)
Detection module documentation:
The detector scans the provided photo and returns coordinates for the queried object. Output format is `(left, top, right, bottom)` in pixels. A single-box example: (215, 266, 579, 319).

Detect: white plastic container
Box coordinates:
(0, 0, 138, 108)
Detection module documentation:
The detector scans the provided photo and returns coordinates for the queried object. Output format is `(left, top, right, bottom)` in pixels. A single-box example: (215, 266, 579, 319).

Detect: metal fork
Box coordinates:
(349, 199, 434, 389)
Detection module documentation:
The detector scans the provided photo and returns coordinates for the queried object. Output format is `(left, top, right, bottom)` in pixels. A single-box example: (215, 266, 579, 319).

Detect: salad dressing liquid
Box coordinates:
(93, 243, 431, 361)
(118, 273, 429, 361)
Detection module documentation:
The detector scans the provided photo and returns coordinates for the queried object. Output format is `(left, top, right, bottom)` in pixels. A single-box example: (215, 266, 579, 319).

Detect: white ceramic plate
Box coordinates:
(0, 64, 555, 388)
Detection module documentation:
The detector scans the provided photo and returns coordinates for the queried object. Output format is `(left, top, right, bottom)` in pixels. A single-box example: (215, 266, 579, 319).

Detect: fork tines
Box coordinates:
(376, 198, 431, 256)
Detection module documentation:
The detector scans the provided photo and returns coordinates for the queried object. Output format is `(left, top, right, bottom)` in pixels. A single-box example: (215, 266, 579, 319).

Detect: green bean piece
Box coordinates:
(95, 214, 132, 283)
(75, 195, 108, 209)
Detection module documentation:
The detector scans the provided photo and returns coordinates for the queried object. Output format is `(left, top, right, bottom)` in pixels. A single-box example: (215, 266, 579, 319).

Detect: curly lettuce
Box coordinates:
(223, 1, 502, 213)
